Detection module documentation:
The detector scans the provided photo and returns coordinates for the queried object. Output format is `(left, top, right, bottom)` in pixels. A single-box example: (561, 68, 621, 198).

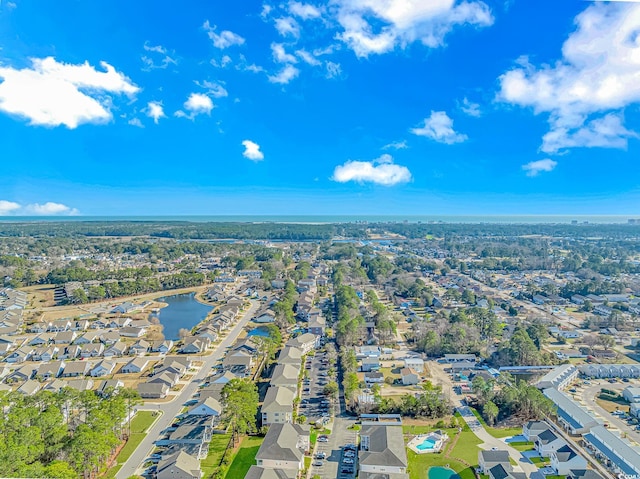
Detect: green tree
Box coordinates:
(220, 379, 259, 445)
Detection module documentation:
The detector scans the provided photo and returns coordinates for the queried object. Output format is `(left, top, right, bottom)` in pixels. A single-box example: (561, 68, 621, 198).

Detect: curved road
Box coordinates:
(115, 299, 259, 479)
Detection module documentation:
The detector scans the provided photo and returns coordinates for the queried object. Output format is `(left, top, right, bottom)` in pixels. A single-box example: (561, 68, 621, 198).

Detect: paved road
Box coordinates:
(115, 300, 260, 479)
(310, 416, 357, 479)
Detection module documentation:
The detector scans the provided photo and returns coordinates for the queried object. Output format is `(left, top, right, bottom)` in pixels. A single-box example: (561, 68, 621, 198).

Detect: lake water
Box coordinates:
(428, 467, 459, 479)
(151, 293, 212, 340)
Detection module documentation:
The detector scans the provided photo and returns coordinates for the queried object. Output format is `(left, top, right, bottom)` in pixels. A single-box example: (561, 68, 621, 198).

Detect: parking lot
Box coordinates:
(300, 350, 333, 425)
(309, 417, 358, 479)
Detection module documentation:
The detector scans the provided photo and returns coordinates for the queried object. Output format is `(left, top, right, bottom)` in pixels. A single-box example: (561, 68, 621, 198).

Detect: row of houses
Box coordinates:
(539, 364, 640, 478)
(261, 333, 320, 427)
(0, 288, 26, 335)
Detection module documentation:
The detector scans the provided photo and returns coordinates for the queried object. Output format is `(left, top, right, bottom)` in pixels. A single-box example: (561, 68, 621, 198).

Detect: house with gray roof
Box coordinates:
(156, 450, 202, 479)
(583, 425, 640, 477)
(245, 466, 297, 479)
(488, 464, 527, 479)
(255, 423, 310, 473)
(262, 386, 295, 426)
(536, 364, 578, 390)
(550, 444, 587, 475)
(277, 346, 303, 366)
(359, 425, 408, 477)
(61, 360, 91, 377)
(543, 388, 601, 435)
(523, 421, 550, 442)
(478, 450, 511, 474)
(270, 364, 300, 390)
(138, 381, 169, 399)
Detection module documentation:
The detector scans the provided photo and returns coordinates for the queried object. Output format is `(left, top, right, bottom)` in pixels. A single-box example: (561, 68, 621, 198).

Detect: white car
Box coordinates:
(343, 458, 354, 464)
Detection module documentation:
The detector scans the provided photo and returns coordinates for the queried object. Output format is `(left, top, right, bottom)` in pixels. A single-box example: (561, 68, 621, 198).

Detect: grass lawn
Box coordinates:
(470, 408, 522, 439)
(201, 434, 232, 478)
(407, 428, 482, 479)
(224, 436, 264, 479)
(103, 411, 158, 479)
(509, 441, 534, 452)
(530, 457, 550, 467)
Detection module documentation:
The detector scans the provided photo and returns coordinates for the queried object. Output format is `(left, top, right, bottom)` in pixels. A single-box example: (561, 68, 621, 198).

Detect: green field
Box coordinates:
(509, 441, 535, 452)
(407, 428, 482, 479)
(103, 411, 158, 479)
(201, 434, 232, 478)
(224, 436, 264, 479)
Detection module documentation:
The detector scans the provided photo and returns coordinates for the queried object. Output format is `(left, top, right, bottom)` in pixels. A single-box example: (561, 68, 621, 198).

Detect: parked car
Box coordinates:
(318, 435, 329, 442)
(312, 460, 324, 467)
(343, 458, 354, 464)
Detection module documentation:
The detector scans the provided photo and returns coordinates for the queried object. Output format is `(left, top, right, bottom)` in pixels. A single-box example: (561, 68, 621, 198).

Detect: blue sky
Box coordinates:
(0, 0, 639, 216)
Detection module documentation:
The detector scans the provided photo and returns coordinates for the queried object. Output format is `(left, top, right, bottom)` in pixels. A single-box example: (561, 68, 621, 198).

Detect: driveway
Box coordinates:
(115, 299, 260, 479)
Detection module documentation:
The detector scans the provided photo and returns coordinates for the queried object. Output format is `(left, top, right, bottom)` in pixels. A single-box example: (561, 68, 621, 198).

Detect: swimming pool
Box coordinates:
(416, 438, 437, 450)
(428, 466, 459, 479)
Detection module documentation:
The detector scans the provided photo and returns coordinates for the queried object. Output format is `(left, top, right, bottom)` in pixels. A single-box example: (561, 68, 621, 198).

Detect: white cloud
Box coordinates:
(0, 56, 138, 128)
(460, 97, 481, 117)
(334, 0, 493, 57)
(197, 80, 228, 98)
(0, 200, 20, 215)
(498, 3, 640, 153)
(141, 42, 177, 71)
(261, 4, 273, 18)
(128, 118, 144, 128)
(296, 49, 321, 66)
(203, 21, 245, 49)
(24, 202, 79, 215)
(382, 140, 408, 150)
(275, 17, 300, 38)
(332, 153, 412, 186)
(175, 93, 214, 119)
(271, 43, 298, 64)
(325, 61, 342, 78)
(145, 101, 166, 124)
(411, 111, 468, 144)
(242, 140, 264, 161)
(211, 55, 232, 68)
(268, 65, 300, 84)
(522, 159, 557, 177)
(289, 1, 322, 20)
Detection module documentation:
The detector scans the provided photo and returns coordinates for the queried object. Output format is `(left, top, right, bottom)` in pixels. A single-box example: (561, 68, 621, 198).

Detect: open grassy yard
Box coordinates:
(103, 411, 158, 479)
(224, 436, 264, 479)
(201, 434, 232, 478)
(509, 441, 535, 452)
(470, 408, 522, 438)
(406, 428, 482, 479)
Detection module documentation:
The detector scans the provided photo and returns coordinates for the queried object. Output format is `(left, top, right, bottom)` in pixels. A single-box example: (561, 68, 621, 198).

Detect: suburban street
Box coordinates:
(115, 299, 260, 479)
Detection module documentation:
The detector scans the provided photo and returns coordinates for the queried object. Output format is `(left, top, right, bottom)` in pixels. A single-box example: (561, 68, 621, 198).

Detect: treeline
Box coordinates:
(376, 382, 451, 418)
(472, 376, 555, 425)
(2, 221, 640, 242)
(62, 272, 208, 303)
(0, 387, 139, 478)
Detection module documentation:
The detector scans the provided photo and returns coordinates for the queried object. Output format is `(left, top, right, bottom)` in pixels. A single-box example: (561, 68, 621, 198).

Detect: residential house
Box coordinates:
(150, 340, 174, 354)
(404, 357, 425, 373)
(119, 327, 146, 338)
(285, 333, 319, 354)
(5, 347, 33, 363)
(156, 451, 202, 479)
(138, 382, 169, 399)
(67, 379, 94, 391)
(478, 450, 511, 474)
(90, 360, 116, 377)
(223, 350, 253, 372)
(48, 319, 72, 332)
(32, 346, 59, 362)
(550, 445, 587, 475)
(278, 346, 303, 366)
(364, 372, 384, 385)
(121, 357, 150, 374)
(262, 386, 295, 426)
(74, 331, 102, 344)
(270, 364, 300, 389)
(60, 361, 91, 378)
(80, 343, 104, 358)
(164, 416, 214, 459)
(6, 364, 35, 383)
(97, 379, 124, 396)
(307, 313, 325, 337)
(108, 317, 132, 329)
(53, 331, 77, 344)
(401, 368, 420, 386)
(58, 345, 81, 360)
(623, 386, 640, 403)
(29, 333, 53, 346)
(188, 397, 222, 417)
(535, 429, 567, 456)
(254, 311, 276, 323)
(180, 337, 210, 354)
(104, 341, 128, 358)
(361, 357, 381, 372)
(523, 421, 550, 442)
(35, 360, 65, 380)
(359, 425, 408, 477)
(129, 339, 150, 356)
(149, 371, 180, 389)
(17, 379, 41, 396)
(487, 464, 526, 479)
(542, 388, 601, 435)
(255, 423, 310, 472)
